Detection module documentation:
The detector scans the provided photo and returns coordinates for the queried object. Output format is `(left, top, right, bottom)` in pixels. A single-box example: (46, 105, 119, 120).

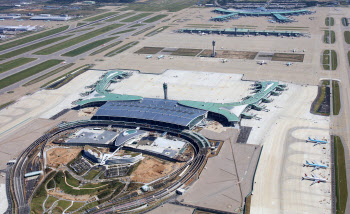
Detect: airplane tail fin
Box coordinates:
(306, 160, 309, 164)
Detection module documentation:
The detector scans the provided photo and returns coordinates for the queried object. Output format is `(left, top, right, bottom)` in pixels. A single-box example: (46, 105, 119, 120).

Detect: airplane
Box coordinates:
(302, 173, 327, 185)
(221, 59, 228, 63)
(306, 137, 328, 146)
(257, 60, 267, 65)
(292, 48, 296, 52)
(303, 160, 328, 171)
(286, 62, 293, 66)
(146, 55, 152, 59)
(158, 55, 164, 59)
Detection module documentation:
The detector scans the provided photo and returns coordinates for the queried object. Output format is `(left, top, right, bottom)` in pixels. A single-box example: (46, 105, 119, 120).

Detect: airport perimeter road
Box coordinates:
(332, 10, 350, 213)
(0, 13, 160, 95)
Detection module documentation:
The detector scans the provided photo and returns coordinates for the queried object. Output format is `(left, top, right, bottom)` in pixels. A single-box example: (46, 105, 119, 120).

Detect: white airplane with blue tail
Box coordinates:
(306, 137, 328, 146)
(158, 55, 164, 59)
(146, 55, 152, 59)
(303, 160, 328, 171)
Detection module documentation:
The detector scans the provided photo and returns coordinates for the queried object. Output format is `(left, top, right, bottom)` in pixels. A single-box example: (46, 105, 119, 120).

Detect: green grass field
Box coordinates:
(324, 30, 335, 44)
(43, 64, 92, 89)
(66, 202, 85, 212)
(44, 196, 58, 209)
(132, 25, 155, 36)
(122, 0, 197, 12)
(84, 12, 118, 22)
(344, 31, 350, 44)
(31, 172, 57, 214)
(84, 169, 100, 180)
(334, 136, 348, 214)
(313, 82, 329, 115)
(0, 100, 15, 109)
(105, 41, 139, 57)
(65, 171, 80, 187)
(143, 14, 167, 23)
(62, 37, 117, 57)
(0, 25, 69, 51)
(0, 59, 63, 90)
(326, 17, 334, 26)
(120, 13, 152, 22)
(322, 50, 337, 70)
(145, 26, 169, 37)
(23, 63, 74, 87)
(105, 12, 134, 22)
(90, 41, 123, 56)
(332, 80, 341, 115)
(0, 58, 36, 74)
(0, 35, 71, 60)
(34, 24, 123, 55)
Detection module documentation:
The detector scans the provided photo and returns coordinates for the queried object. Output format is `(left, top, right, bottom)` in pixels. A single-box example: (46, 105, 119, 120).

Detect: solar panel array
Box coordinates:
(94, 98, 208, 127)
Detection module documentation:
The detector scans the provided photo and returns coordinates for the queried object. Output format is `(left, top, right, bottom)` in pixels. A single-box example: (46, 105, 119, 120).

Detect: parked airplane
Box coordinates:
(146, 55, 152, 59)
(221, 59, 228, 63)
(158, 55, 164, 59)
(257, 60, 267, 65)
(302, 173, 327, 185)
(303, 160, 328, 171)
(306, 137, 328, 146)
(286, 62, 293, 66)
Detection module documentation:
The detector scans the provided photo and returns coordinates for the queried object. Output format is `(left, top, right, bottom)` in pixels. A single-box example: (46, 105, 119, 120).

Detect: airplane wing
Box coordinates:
(312, 166, 319, 172)
(313, 160, 318, 164)
(311, 180, 317, 186)
(312, 173, 318, 179)
(313, 142, 320, 146)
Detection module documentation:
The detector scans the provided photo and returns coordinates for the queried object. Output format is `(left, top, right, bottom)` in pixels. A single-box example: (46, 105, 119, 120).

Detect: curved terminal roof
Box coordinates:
(76, 70, 142, 107)
(178, 81, 279, 122)
(212, 8, 311, 22)
(79, 70, 280, 125)
(94, 98, 208, 127)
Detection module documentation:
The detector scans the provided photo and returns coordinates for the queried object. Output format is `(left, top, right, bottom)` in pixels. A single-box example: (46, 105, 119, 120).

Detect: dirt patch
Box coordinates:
(48, 188, 91, 201)
(271, 53, 304, 62)
(215, 50, 258, 59)
(46, 148, 82, 168)
(171, 48, 203, 56)
(78, 107, 98, 117)
(131, 156, 183, 183)
(134, 46, 164, 54)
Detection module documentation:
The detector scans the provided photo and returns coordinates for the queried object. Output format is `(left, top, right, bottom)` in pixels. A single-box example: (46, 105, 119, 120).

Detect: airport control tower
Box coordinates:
(163, 82, 168, 100)
(212, 40, 216, 57)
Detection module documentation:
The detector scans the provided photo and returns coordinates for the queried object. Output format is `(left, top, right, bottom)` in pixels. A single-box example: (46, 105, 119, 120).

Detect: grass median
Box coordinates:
(326, 17, 334, 26)
(0, 25, 68, 51)
(0, 35, 71, 60)
(332, 80, 341, 115)
(143, 14, 167, 23)
(324, 30, 335, 44)
(104, 41, 139, 57)
(0, 57, 37, 74)
(34, 24, 123, 55)
(62, 37, 117, 57)
(0, 59, 63, 90)
(105, 12, 134, 22)
(23, 63, 74, 87)
(84, 12, 118, 22)
(334, 136, 348, 214)
(120, 13, 152, 22)
(122, 0, 197, 12)
(322, 50, 337, 70)
(90, 40, 122, 56)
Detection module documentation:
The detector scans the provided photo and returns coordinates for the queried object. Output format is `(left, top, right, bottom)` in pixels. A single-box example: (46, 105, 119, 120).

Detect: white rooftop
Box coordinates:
(109, 70, 252, 103)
